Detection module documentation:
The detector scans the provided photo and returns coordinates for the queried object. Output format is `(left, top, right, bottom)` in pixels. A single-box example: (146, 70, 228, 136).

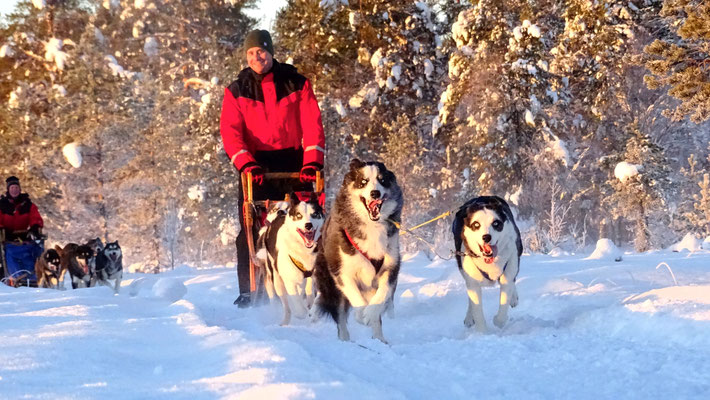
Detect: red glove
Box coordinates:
(300, 163, 321, 183)
(242, 163, 264, 185)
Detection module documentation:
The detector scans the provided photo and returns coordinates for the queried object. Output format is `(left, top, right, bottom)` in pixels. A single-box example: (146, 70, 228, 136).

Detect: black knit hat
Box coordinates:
(243, 29, 274, 56)
(6, 176, 20, 190)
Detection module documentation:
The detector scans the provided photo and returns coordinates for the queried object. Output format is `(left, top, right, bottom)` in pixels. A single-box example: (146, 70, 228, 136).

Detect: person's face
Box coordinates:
(8, 184, 20, 198)
(246, 47, 273, 75)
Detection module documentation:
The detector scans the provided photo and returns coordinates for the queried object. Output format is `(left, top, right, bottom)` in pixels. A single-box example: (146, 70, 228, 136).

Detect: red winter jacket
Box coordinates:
(0, 193, 43, 234)
(220, 61, 325, 171)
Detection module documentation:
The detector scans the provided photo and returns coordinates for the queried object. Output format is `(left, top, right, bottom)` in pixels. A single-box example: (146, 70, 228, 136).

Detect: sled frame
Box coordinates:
(240, 171, 324, 300)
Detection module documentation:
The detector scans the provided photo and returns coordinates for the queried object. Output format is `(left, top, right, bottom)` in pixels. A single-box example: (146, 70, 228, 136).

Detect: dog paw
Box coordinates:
(361, 304, 384, 327)
(510, 291, 519, 308)
(354, 306, 367, 325)
(464, 315, 474, 328)
(493, 313, 508, 328)
(372, 334, 389, 345)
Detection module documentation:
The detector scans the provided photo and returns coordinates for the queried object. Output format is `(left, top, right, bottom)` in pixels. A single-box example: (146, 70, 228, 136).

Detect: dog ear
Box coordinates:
(54, 245, 64, 256)
(349, 158, 364, 171)
(309, 191, 318, 203)
(289, 192, 300, 207)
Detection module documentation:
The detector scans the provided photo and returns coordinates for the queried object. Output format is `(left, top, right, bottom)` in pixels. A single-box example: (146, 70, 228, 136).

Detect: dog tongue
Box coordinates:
(482, 243, 493, 254)
(368, 200, 382, 218)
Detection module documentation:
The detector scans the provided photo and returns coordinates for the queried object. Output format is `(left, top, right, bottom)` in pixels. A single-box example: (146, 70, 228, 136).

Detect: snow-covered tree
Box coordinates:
(644, 0, 710, 122)
(1, 0, 256, 267)
(605, 122, 673, 251)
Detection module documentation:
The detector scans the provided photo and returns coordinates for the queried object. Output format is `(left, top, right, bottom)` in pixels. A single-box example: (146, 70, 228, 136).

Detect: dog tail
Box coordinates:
(313, 253, 344, 322)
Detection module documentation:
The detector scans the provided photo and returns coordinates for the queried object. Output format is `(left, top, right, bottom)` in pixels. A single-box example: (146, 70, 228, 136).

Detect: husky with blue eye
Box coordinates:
(256, 193, 325, 326)
(314, 159, 403, 343)
(452, 196, 523, 332)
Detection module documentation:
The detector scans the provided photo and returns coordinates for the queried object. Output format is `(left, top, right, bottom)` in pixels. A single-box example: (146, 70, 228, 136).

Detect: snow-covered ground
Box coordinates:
(1, 248, 709, 399)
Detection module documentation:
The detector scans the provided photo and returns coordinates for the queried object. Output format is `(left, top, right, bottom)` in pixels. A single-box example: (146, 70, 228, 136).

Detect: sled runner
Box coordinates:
(241, 170, 324, 301)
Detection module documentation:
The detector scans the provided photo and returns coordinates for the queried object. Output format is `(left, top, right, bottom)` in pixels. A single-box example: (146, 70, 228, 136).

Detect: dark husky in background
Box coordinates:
(95, 241, 123, 294)
(35, 248, 62, 289)
(452, 196, 523, 332)
(56, 243, 94, 289)
(314, 159, 403, 343)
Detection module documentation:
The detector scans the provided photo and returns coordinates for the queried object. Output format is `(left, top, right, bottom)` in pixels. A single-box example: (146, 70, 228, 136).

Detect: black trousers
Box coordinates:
(236, 148, 311, 294)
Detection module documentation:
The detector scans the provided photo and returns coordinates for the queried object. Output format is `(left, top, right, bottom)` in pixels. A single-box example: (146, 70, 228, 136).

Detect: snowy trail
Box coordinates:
(1, 250, 709, 399)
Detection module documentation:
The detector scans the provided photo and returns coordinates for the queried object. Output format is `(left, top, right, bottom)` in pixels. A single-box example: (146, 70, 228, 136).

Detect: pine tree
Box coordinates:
(605, 122, 673, 251)
(644, 0, 710, 122)
(436, 0, 562, 196)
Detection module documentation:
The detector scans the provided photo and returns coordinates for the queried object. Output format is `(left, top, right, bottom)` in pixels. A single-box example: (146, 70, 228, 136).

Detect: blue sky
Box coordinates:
(1, 0, 286, 28)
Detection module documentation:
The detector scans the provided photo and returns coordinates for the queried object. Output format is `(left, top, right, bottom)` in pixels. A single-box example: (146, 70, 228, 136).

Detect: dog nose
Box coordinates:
(305, 222, 313, 230)
(482, 234, 492, 243)
(370, 190, 381, 199)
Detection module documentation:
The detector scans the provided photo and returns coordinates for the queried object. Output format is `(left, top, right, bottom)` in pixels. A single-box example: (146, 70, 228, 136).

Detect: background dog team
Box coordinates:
(34, 238, 123, 293)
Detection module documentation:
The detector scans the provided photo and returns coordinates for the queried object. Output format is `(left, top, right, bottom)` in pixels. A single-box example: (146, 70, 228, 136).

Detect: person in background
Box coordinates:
(220, 30, 326, 308)
(0, 176, 44, 284)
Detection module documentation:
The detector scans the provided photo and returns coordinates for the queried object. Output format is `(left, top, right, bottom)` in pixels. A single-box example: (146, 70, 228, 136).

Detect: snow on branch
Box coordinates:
(62, 143, 83, 168)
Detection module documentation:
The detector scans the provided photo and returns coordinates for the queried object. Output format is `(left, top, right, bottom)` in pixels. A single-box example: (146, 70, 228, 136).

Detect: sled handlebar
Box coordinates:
(240, 171, 324, 203)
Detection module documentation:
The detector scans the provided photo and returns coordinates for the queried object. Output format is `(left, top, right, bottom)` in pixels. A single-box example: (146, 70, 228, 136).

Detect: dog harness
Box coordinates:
(343, 228, 384, 272)
(288, 254, 313, 278)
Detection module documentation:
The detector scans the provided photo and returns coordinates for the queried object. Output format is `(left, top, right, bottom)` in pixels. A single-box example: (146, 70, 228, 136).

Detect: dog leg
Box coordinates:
(494, 276, 515, 329)
(273, 271, 291, 326)
(305, 277, 315, 310)
(510, 284, 519, 308)
(338, 275, 368, 325)
(285, 280, 309, 319)
(264, 263, 275, 302)
(463, 275, 487, 333)
(361, 270, 392, 329)
(114, 276, 122, 294)
(336, 300, 350, 341)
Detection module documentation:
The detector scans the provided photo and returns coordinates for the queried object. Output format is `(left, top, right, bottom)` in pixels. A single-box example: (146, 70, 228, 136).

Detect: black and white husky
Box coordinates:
(95, 241, 123, 294)
(314, 159, 403, 343)
(452, 196, 523, 332)
(257, 194, 325, 325)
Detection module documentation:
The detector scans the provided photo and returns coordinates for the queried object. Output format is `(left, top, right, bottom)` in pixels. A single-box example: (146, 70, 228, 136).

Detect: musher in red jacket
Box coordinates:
(1, 176, 45, 284)
(220, 30, 326, 308)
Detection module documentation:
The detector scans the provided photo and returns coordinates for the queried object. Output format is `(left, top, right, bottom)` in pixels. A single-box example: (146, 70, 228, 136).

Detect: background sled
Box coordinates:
(241, 170, 324, 302)
(0, 229, 43, 288)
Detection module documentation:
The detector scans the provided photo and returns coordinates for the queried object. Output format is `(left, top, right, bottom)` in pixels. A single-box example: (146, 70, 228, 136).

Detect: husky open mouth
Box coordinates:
(361, 197, 384, 221)
(297, 228, 317, 248)
(78, 259, 89, 275)
(479, 243, 498, 264)
(109, 252, 118, 262)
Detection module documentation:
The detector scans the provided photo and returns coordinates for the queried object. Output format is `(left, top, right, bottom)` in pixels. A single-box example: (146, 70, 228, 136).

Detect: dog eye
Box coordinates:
(472, 221, 480, 230)
(296, 213, 302, 219)
(492, 221, 501, 228)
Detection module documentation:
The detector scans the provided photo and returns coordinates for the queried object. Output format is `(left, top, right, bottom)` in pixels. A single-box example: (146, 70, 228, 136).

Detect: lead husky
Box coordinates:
(452, 196, 523, 332)
(257, 193, 325, 325)
(314, 159, 403, 343)
(95, 241, 123, 293)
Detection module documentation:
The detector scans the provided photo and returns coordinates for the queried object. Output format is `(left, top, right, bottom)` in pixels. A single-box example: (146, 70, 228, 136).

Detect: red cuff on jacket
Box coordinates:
(231, 150, 257, 171)
(303, 145, 325, 166)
